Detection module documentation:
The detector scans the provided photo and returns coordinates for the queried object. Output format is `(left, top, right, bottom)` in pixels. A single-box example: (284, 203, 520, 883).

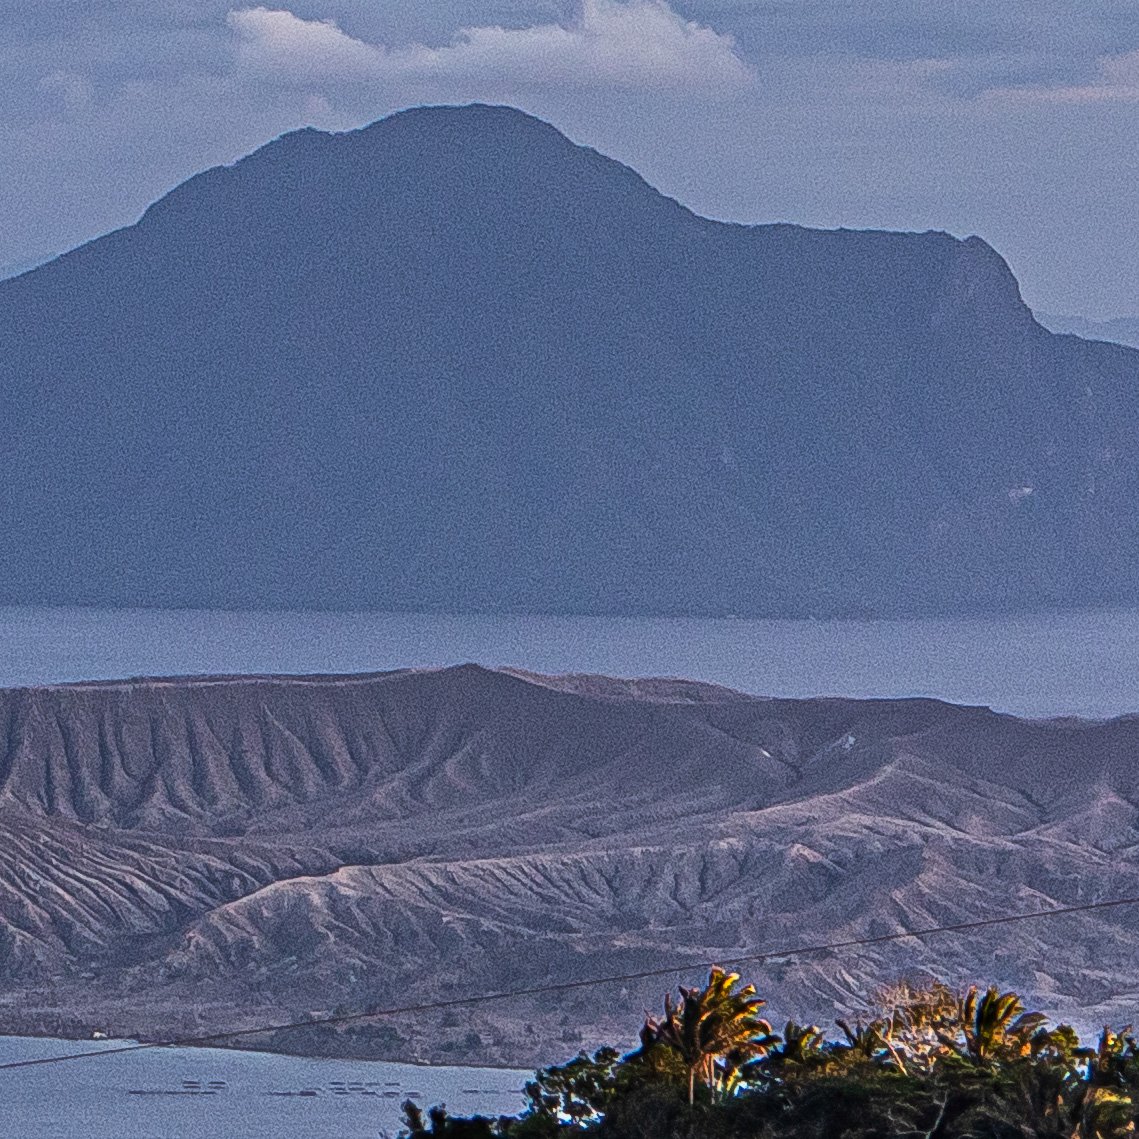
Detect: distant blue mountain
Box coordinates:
(1, 103, 1137, 617)
(0, 255, 52, 281)
(1036, 311, 1139, 351)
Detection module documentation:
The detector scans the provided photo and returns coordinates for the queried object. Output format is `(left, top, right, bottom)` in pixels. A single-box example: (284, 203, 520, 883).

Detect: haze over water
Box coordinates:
(0, 605, 1135, 720)
(0, 1036, 526, 1139)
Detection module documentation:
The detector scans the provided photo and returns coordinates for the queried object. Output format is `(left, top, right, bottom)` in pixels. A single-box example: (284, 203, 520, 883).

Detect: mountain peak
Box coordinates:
(358, 100, 562, 134)
(125, 101, 678, 250)
(0, 106, 1135, 617)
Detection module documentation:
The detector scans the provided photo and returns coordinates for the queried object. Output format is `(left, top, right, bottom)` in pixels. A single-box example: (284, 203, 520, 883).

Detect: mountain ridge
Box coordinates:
(1037, 310, 1139, 350)
(3, 103, 1137, 617)
(0, 666, 1137, 1062)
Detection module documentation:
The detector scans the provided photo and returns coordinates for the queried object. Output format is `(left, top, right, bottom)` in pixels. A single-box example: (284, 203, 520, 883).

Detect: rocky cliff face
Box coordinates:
(1, 104, 1137, 617)
(0, 666, 1136, 1063)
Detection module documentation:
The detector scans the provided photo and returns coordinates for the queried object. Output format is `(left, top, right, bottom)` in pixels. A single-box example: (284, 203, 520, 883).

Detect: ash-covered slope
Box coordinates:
(3, 104, 1139, 616)
(0, 666, 1136, 1062)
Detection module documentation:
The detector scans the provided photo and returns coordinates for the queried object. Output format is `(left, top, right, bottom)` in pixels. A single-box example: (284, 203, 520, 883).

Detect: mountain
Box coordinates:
(0, 666, 1137, 1062)
(1036, 311, 1139, 351)
(0, 255, 51, 282)
(2, 103, 1139, 617)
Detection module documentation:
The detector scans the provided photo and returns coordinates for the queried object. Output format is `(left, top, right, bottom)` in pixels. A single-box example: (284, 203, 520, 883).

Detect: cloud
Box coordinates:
(226, 1, 752, 91)
(227, 7, 380, 81)
(1000, 49, 1139, 104)
(4, 0, 1139, 320)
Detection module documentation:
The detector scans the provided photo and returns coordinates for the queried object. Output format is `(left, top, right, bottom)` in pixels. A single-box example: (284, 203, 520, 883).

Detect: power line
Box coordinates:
(1, 891, 1136, 1074)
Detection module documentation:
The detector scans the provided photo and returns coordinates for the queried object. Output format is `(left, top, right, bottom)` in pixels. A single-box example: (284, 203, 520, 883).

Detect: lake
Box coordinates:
(0, 1036, 528, 1138)
(0, 605, 1136, 719)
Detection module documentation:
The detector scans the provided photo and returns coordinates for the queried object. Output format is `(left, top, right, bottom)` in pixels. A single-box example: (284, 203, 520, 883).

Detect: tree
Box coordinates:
(1073, 1026, 1139, 1138)
(954, 986, 1047, 1064)
(874, 979, 959, 1075)
(642, 967, 778, 1104)
(401, 974, 1139, 1139)
(833, 1017, 894, 1068)
(522, 1047, 623, 1126)
(762, 1020, 827, 1073)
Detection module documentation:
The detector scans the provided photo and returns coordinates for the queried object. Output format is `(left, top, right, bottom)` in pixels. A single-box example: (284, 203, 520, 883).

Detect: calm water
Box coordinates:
(0, 1036, 527, 1138)
(0, 605, 1136, 718)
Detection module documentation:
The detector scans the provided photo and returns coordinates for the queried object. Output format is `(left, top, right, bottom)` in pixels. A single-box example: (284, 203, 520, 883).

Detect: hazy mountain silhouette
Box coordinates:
(2, 103, 1138, 617)
(1036, 311, 1139, 351)
(0, 255, 50, 282)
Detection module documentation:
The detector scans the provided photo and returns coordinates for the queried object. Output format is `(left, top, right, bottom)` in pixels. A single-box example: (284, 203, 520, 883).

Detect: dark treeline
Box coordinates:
(397, 968, 1139, 1138)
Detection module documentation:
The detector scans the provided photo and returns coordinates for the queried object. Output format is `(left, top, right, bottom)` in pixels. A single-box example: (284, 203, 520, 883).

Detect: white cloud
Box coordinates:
(227, 8, 380, 82)
(226, 1, 752, 92)
(993, 49, 1139, 104)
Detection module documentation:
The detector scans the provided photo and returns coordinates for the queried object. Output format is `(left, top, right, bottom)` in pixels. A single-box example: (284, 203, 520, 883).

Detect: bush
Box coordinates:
(397, 973, 1139, 1139)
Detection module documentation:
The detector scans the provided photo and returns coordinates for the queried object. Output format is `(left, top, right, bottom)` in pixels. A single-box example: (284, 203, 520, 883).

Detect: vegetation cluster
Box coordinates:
(399, 968, 1139, 1138)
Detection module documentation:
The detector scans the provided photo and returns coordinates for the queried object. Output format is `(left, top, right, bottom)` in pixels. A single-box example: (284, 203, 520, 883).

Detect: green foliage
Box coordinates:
(523, 1047, 625, 1125)
(957, 984, 1050, 1064)
(399, 972, 1139, 1139)
(401, 1101, 498, 1138)
(641, 967, 779, 1104)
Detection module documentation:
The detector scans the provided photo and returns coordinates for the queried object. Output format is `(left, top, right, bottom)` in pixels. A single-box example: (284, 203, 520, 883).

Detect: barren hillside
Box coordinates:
(0, 666, 1135, 1063)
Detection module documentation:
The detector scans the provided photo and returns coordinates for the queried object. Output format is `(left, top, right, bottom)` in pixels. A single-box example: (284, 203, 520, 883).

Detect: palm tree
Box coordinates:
(774, 1020, 826, 1067)
(834, 1017, 893, 1066)
(643, 967, 778, 1104)
(956, 986, 1047, 1064)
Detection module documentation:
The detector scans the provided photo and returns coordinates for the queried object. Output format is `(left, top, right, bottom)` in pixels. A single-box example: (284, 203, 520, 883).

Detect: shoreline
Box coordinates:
(0, 1030, 534, 1074)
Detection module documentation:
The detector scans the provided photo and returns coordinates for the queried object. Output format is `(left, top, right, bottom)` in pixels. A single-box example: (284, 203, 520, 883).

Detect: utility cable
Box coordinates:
(0, 891, 1136, 1073)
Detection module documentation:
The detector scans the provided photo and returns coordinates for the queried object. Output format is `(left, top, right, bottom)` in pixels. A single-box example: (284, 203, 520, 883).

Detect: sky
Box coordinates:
(3, 0, 1138, 318)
